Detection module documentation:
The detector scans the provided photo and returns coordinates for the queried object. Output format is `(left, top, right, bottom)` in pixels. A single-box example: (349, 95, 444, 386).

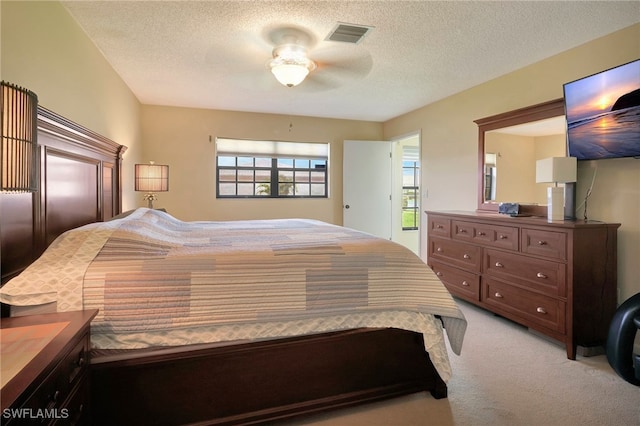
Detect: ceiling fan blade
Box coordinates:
(319, 53, 374, 79)
(296, 72, 342, 92)
(291, 49, 373, 92)
(229, 69, 283, 91)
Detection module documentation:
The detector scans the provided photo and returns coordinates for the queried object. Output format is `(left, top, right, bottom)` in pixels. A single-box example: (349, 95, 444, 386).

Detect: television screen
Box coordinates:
(564, 59, 640, 160)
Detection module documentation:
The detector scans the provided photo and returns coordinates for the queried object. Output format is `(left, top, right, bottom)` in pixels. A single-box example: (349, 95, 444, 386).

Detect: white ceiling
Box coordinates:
(62, 1, 640, 122)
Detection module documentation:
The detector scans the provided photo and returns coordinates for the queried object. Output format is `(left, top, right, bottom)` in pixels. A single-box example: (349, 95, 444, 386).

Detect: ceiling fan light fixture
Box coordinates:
(271, 63, 310, 87)
(269, 45, 316, 87)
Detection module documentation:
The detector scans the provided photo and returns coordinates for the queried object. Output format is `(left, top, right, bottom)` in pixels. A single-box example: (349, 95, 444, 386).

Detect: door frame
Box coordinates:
(389, 131, 421, 256)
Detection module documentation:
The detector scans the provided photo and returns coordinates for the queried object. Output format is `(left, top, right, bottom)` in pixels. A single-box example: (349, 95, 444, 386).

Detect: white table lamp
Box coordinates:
(536, 157, 577, 221)
(135, 162, 169, 208)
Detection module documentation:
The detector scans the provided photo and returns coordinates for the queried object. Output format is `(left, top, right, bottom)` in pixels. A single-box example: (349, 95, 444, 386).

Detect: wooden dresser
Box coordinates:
(1, 310, 98, 425)
(426, 211, 620, 359)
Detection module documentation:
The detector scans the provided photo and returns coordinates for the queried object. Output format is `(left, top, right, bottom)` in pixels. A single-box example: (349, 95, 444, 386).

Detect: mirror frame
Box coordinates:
(475, 98, 565, 215)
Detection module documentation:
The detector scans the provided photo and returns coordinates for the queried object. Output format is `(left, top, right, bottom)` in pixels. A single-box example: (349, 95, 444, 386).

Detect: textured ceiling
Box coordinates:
(62, 1, 640, 122)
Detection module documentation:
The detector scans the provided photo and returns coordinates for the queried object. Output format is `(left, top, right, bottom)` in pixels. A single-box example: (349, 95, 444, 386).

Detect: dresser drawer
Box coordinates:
(430, 260, 480, 301)
(428, 216, 451, 237)
(484, 249, 566, 297)
(429, 237, 481, 273)
(521, 228, 567, 260)
(452, 221, 518, 251)
(21, 332, 90, 417)
(483, 278, 566, 333)
(56, 374, 90, 426)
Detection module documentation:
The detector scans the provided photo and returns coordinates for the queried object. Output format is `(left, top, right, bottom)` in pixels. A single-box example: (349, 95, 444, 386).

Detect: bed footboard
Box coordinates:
(90, 328, 446, 425)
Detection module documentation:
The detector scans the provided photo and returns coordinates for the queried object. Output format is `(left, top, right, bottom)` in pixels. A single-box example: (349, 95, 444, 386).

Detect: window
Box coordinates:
(216, 138, 329, 198)
(402, 146, 420, 230)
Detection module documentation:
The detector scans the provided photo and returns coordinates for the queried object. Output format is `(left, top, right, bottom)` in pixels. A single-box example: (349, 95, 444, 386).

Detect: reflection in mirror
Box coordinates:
(485, 116, 566, 204)
(484, 152, 497, 201)
(475, 99, 566, 214)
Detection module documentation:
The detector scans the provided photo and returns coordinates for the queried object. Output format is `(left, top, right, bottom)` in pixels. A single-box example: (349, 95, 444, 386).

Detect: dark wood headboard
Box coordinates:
(1, 107, 127, 291)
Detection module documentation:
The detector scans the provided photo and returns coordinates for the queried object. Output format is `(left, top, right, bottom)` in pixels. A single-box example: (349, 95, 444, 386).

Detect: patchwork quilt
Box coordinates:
(0, 208, 466, 381)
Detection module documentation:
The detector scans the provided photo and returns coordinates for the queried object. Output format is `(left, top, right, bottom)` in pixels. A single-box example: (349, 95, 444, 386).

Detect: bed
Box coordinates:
(0, 107, 466, 425)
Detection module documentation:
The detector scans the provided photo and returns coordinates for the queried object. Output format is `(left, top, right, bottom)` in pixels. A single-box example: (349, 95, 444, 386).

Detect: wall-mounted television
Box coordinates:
(564, 59, 640, 160)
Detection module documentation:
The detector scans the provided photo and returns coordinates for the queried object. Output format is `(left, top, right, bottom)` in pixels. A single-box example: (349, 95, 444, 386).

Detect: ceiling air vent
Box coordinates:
(325, 23, 374, 44)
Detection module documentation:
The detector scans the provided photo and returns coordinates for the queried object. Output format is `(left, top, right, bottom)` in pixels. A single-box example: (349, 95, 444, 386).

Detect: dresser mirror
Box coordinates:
(475, 98, 566, 215)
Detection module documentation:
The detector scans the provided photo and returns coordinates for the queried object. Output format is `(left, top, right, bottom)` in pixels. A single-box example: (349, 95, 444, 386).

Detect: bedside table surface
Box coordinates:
(0, 310, 98, 411)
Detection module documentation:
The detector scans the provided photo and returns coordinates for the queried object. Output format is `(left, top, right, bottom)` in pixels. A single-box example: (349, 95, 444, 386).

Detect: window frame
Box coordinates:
(401, 159, 420, 230)
(215, 140, 329, 199)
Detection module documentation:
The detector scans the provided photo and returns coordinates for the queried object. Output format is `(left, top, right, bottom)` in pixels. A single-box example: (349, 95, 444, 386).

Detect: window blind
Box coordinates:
(402, 145, 420, 162)
(216, 138, 329, 159)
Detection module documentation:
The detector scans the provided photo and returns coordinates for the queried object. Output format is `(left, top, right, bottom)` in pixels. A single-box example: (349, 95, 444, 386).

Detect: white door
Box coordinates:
(343, 140, 392, 240)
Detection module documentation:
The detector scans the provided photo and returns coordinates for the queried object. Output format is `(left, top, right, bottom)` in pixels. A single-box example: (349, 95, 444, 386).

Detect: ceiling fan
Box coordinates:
(221, 24, 373, 92)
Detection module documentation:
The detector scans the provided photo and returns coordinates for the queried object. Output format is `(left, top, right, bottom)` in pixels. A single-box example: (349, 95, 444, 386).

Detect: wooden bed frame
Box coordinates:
(91, 328, 446, 425)
(0, 108, 448, 425)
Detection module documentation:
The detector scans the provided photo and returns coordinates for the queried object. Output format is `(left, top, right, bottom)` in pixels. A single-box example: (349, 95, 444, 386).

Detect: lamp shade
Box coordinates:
(135, 163, 169, 192)
(536, 157, 577, 184)
(1, 81, 38, 192)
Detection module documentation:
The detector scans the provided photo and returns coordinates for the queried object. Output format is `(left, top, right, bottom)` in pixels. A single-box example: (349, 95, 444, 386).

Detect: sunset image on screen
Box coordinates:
(564, 60, 640, 160)
(565, 61, 639, 123)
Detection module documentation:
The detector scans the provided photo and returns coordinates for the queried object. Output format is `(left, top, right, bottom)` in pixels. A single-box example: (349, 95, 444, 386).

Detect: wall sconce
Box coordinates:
(536, 156, 577, 221)
(135, 162, 169, 209)
(1, 81, 39, 193)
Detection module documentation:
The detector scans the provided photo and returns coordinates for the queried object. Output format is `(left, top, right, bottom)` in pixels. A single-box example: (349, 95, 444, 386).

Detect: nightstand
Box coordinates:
(1, 310, 98, 425)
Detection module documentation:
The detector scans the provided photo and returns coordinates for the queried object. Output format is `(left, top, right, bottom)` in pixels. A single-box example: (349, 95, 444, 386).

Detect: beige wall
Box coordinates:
(486, 133, 537, 203)
(0, 1, 142, 210)
(383, 23, 640, 302)
(140, 105, 382, 223)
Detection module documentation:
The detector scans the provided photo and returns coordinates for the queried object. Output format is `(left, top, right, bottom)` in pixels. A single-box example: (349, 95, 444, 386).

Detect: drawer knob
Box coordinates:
(536, 272, 548, 279)
(459, 229, 468, 234)
(478, 231, 486, 236)
(495, 262, 504, 267)
(494, 292, 503, 298)
(498, 234, 507, 240)
(436, 247, 443, 253)
(463, 254, 471, 259)
(536, 307, 547, 314)
(537, 240, 548, 246)
(52, 390, 61, 402)
(436, 224, 443, 229)
(436, 272, 443, 277)
(462, 280, 470, 287)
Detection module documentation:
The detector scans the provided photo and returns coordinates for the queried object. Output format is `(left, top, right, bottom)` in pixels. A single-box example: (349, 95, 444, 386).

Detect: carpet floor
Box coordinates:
(286, 300, 640, 425)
